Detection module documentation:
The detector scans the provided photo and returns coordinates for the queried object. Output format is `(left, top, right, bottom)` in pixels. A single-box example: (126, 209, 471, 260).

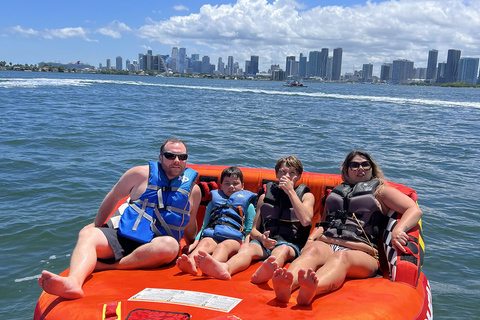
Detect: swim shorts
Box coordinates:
(329, 244, 352, 253)
(99, 227, 144, 262)
(250, 239, 302, 258)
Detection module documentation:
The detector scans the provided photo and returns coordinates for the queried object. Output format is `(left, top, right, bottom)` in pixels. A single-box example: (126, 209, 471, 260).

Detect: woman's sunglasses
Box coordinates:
(349, 161, 371, 171)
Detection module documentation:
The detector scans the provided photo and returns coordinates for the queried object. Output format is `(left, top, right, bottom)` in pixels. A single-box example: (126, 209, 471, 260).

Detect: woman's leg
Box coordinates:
(297, 250, 378, 305)
(272, 241, 333, 302)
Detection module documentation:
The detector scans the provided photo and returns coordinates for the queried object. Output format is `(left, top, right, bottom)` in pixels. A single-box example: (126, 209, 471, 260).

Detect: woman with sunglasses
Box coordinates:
(272, 150, 423, 306)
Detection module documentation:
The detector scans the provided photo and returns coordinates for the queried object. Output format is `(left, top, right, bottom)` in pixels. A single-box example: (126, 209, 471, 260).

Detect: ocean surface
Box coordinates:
(1, 71, 479, 319)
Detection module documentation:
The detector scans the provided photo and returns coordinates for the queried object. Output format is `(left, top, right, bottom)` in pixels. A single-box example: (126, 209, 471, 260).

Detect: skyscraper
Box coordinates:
(138, 53, 144, 70)
(170, 47, 178, 72)
(116, 56, 122, 71)
(308, 51, 321, 78)
(445, 49, 461, 83)
(458, 57, 479, 84)
(286, 56, 296, 77)
(380, 63, 393, 82)
(362, 63, 373, 82)
(319, 48, 329, 79)
(392, 59, 414, 84)
(178, 48, 186, 73)
(217, 57, 224, 75)
(436, 62, 447, 83)
(299, 53, 307, 78)
(250, 56, 259, 75)
(331, 48, 343, 81)
(227, 56, 234, 76)
(426, 49, 438, 81)
(201, 56, 211, 74)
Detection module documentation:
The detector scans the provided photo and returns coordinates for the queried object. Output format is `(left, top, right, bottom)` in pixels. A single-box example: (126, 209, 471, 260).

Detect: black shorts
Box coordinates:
(99, 227, 143, 263)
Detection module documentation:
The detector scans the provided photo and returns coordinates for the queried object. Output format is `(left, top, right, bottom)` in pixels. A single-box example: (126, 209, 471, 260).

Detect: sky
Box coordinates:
(1, 0, 479, 76)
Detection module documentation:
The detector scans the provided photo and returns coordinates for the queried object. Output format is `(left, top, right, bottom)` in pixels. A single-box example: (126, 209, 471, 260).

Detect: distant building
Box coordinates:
(250, 55, 259, 75)
(178, 48, 186, 73)
(272, 69, 285, 81)
(415, 67, 427, 79)
(391, 59, 414, 84)
(170, 47, 178, 72)
(436, 62, 447, 83)
(299, 53, 307, 78)
(331, 48, 343, 81)
(319, 48, 329, 79)
(380, 63, 392, 82)
(286, 56, 296, 77)
(426, 49, 438, 81)
(116, 56, 122, 71)
(138, 53, 144, 70)
(226, 56, 234, 76)
(362, 63, 373, 83)
(445, 49, 461, 83)
(308, 51, 321, 78)
(201, 56, 212, 74)
(217, 57, 224, 75)
(458, 57, 479, 84)
(326, 56, 333, 80)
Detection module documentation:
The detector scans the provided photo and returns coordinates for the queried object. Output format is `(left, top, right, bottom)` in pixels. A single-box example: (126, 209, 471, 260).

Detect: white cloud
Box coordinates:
(96, 20, 132, 39)
(136, 0, 480, 72)
(173, 5, 189, 11)
(43, 27, 97, 42)
(10, 25, 39, 37)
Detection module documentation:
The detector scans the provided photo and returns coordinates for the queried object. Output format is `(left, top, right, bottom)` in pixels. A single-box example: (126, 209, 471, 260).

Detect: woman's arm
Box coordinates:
(379, 186, 423, 252)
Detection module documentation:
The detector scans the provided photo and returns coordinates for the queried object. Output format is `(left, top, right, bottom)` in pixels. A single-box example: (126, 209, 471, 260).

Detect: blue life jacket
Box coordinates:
(260, 182, 311, 247)
(321, 179, 386, 249)
(118, 162, 198, 243)
(201, 190, 257, 242)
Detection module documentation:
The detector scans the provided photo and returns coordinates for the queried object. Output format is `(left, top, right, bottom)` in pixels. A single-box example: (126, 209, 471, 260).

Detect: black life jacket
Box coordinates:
(260, 182, 311, 247)
(320, 179, 387, 249)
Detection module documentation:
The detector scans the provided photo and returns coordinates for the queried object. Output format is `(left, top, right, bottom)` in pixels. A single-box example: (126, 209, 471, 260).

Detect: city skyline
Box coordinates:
(2, 0, 479, 76)
(108, 46, 478, 84)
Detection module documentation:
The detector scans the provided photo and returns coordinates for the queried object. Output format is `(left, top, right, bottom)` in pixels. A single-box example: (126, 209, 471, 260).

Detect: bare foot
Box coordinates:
(272, 267, 294, 303)
(297, 268, 319, 306)
(176, 254, 198, 275)
(38, 270, 84, 300)
(251, 256, 279, 284)
(195, 250, 231, 280)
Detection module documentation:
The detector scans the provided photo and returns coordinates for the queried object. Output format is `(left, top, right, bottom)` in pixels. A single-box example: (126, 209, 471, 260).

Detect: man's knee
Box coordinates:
(151, 236, 180, 256)
(78, 226, 102, 242)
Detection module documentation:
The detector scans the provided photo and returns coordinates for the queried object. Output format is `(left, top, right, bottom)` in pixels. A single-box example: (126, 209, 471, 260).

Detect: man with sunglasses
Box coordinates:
(38, 138, 201, 300)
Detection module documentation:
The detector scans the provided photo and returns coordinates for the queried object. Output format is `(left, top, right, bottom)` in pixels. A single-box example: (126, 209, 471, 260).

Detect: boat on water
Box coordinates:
(34, 164, 432, 320)
(283, 79, 308, 87)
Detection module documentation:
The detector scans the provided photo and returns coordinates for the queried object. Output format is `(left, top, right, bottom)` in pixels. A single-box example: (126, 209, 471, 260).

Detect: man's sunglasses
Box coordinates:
(349, 161, 371, 171)
(163, 152, 188, 161)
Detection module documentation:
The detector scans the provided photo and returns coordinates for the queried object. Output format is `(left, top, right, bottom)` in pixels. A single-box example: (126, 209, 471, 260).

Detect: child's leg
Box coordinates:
(251, 244, 295, 284)
(176, 237, 218, 275)
(211, 239, 241, 262)
(196, 242, 266, 280)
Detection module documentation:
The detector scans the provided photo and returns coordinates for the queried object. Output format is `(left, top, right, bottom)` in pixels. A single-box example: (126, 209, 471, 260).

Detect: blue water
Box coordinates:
(1, 71, 479, 319)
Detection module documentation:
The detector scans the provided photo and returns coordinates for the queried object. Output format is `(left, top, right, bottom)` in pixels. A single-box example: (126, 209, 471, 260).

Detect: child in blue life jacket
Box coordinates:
(176, 166, 257, 275)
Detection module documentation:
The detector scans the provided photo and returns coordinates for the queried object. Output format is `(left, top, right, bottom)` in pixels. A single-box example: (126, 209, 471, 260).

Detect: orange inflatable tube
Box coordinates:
(34, 165, 432, 320)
